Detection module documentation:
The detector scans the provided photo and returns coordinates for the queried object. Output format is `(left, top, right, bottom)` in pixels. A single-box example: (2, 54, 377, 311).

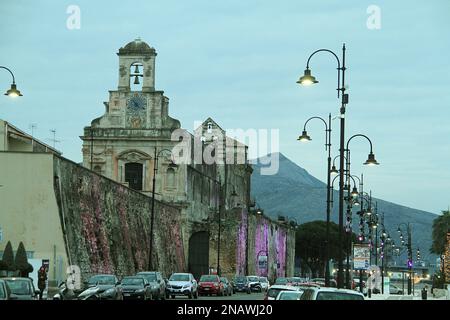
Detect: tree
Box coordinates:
(1, 241, 15, 272)
(295, 220, 356, 277)
(430, 210, 450, 285)
(15, 242, 33, 277)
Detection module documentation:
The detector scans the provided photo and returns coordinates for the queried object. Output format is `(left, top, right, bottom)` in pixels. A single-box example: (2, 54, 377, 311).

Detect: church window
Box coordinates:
(125, 162, 143, 191)
(166, 167, 176, 189)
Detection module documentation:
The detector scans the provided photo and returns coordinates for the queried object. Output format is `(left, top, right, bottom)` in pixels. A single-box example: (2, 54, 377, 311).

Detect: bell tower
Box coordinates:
(81, 38, 181, 192)
(117, 38, 157, 92)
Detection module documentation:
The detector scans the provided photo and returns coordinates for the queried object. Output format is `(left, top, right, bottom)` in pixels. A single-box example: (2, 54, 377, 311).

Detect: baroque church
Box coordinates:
(80, 39, 253, 278)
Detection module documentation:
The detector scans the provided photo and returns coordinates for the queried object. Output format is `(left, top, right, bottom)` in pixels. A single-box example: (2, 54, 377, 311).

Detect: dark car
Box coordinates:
(4, 277, 40, 300)
(198, 275, 224, 296)
(77, 274, 122, 300)
(121, 276, 152, 300)
(220, 277, 233, 296)
(233, 276, 251, 294)
(0, 279, 12, 300)
(136, 271, 166, 300)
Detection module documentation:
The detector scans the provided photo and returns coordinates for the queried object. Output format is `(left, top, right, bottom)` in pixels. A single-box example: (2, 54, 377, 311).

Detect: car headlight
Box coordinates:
(136, 289, 145, 293)
(151, 285, 158, 290)
(183, 284, 190, 288)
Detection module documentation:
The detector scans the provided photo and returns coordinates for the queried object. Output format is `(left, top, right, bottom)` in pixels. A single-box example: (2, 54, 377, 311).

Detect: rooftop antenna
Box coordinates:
(48, 129, 61, 149)
(29, 123, 37, 148)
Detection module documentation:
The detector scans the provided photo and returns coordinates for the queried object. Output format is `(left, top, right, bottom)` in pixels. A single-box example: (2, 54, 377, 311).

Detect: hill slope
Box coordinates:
(251, 153, 437, 264)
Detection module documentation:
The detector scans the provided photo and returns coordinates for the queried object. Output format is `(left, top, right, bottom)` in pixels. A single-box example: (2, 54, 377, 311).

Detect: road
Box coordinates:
(168, 292, 266, 301)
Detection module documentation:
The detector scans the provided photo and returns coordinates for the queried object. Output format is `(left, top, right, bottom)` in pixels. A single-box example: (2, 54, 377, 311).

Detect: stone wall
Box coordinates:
(53, 156, 185, 281)
(210, 207, 295, 281)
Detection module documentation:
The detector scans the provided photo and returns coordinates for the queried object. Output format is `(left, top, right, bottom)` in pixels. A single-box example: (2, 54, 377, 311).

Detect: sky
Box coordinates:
(1, 1, 449, 214)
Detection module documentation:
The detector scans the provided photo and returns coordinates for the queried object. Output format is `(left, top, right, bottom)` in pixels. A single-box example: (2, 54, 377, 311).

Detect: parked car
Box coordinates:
(220, 277, 233, 296)
(274, 277, 289, 285)
(167, 273, 198, 299)
(259, 277, 269, 292)
(136, 271, 166, 300)
(265, 285, 300, 301)
(247, 276, 262, 292)
(233, 276, 251, 294)
(0, 279, 11, 300)
(300, 287, 364, 300)
(3, 277, 40, 300)
(77, 274, 122, 300)
(287, 277, 303, 287)
(198, 274, 224, 296)
(389, 284, 403, 295)
(275, 290, 304, 300)
(121, 276, 152, 300)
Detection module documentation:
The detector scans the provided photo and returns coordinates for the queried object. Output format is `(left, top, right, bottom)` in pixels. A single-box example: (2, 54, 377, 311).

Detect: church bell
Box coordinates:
(134, 75, 140, 85)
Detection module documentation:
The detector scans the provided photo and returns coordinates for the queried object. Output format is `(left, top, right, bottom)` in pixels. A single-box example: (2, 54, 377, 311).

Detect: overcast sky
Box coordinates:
(1, 1, 449, 214)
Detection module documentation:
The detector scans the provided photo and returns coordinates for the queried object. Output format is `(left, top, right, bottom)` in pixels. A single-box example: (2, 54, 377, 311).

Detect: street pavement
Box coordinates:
(169, 292, 266, 301)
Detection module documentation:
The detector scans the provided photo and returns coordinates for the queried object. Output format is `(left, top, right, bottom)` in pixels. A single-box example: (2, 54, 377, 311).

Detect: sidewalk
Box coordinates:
(365, 292, 448, 301)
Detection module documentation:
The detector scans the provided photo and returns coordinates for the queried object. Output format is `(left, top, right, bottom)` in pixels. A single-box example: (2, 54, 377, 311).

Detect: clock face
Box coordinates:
(127, 95, 146, 113)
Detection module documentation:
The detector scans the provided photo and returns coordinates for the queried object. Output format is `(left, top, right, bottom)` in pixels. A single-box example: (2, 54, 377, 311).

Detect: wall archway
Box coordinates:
(188, 231, 209, 280)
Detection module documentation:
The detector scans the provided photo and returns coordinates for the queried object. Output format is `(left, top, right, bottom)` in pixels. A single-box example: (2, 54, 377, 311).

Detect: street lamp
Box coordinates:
(1, 66, 23, 97)
(297, 44, 348, 289)
(397, 222, 413, 295)
(148, 148, 177, 270)
(298, 114, 332, 287)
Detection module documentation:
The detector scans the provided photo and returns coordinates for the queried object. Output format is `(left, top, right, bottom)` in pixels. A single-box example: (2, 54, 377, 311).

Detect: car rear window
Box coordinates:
(316, 292, 364, 300)
(268, 288, 283, 298)
(275, 278, 288, 284)
(278, 291, 303, 300)
(5, 280, 32, 295)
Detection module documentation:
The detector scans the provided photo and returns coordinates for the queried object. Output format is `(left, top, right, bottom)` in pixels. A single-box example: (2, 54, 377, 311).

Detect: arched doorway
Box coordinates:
(188, 231, 209, 280)
(125, 162, 143, 190)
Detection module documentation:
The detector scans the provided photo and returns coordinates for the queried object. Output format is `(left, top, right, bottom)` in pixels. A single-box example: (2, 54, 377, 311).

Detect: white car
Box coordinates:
(300, 287, 365, 300)
(259, 277, 269, 292)
(275, 290, 304, 300)
(166, 273, 198, 299)
(265, 285, 301, 300)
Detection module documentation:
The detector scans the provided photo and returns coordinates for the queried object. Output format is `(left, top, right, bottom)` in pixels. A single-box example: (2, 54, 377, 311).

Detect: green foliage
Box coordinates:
(430, 210, 450, 255)
(1, 241, 15, 271)
(15, 242, 33, 276)
(295, 220, 356, 277)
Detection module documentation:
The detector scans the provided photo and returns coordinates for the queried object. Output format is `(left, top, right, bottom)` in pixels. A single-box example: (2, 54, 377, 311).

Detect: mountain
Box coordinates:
(250, 152, 438, 265)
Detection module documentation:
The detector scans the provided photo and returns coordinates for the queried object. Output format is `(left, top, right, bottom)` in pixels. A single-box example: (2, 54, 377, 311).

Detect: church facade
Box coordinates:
(79, 39, 294, 279)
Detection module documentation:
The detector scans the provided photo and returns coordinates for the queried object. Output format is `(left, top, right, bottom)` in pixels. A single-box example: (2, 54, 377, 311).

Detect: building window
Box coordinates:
(166, 167, 176, 189)
(125, 162, 143, 190)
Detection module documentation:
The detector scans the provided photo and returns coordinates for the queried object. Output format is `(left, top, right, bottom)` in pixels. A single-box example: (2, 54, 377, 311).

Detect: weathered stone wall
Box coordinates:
(211, 207, 295, 281)
(53, 156, 185, 281)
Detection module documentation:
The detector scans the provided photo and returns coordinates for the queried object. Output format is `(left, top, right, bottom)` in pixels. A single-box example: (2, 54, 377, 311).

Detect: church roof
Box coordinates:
(118, 38, 156, 55)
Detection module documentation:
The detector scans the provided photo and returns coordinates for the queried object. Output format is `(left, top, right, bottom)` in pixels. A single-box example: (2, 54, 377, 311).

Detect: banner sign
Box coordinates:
(353, 244, 370, 270)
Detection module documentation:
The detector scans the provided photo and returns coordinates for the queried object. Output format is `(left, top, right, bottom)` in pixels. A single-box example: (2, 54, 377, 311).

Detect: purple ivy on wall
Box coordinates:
(236, 210, 247, 275)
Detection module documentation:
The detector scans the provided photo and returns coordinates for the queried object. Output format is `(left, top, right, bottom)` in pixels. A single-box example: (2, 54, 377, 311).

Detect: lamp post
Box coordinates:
(298, 114, 332, 286)
(298, 44, 349, 288)
(1, 66, 23, 97)
(148, 148, 177, 270)
(397, 222, 413, 295)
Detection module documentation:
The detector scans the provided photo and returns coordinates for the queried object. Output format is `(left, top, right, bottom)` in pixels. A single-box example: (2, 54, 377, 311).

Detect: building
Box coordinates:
(79, 38, 294, 279)
(0, 39, 295, 287)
